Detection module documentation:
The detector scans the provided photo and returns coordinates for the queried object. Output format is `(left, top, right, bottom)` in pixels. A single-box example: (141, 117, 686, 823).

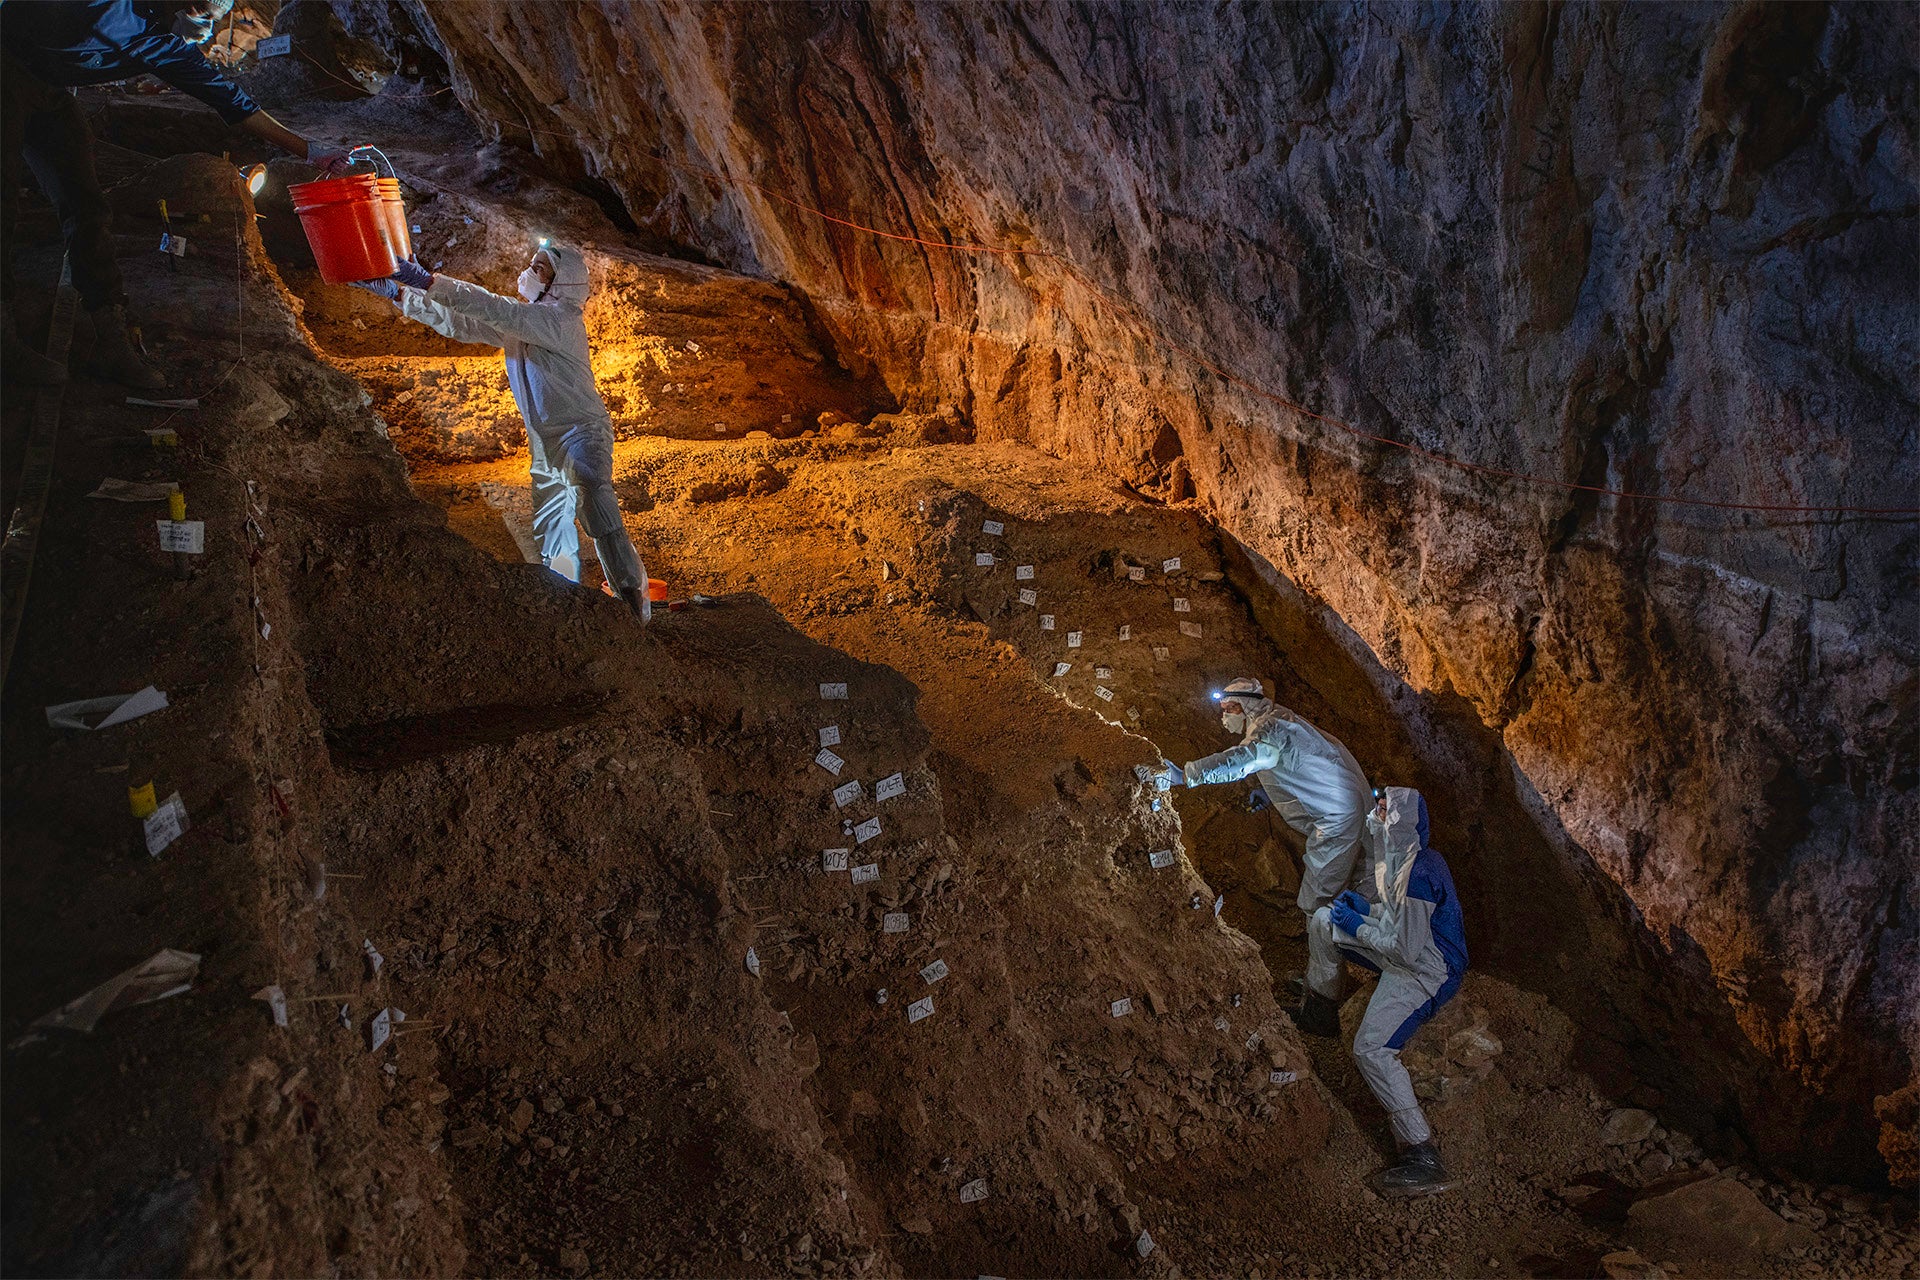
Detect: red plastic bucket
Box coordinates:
(289, 175, 396, 283)
(375, 177, 411, 260)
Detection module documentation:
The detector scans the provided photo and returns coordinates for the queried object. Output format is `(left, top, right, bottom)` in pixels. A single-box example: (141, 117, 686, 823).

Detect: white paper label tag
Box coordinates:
(370, 1007, 393, 1052)
(832, 780, 864, 808)
(1179, 621, 1203, 638)
(1052, 662, 1071, 677)
(982, 520, 1004, 535)
(1137, 1229, 1156, 1258)
(822, 848, 850, 872)
(1018, 588, 1037, 606)
(1118, 625, 1131, 640)
(1149, 849, 1175, 869)
(1039, 615, 1055, 631)
(851, 862, 880, 884)
(363, 938, 384, 976)
(1110, 997, 1133, 1018)
(920, 958, 949, 984)
(1162, 557, 1181, 573)
(1215, 1014, 1231, 1032)
(882, 912, 909, 934)
(1247, 1031, 1263, 1050)
(253, 984, 288, 1027)
(960, 1178, 989, 1203)
(1095, 666, 1113, 679)
(874, 772, 906, 802)
(907, 995, 934, 1023)
(818, 725, 841, 747)
(820, 682, 848, 700)
(256, 32, 292, 57)
(815, 748, 845, 776)
(854, 816, 882, 844)
(1066, 631, 1082, 648)
(1129, 566, 1146, 582)
(1015, 564, 1034, 580)
(1270, 1069, 1298, 1086)
(143, 792, 187, 856)
(1094, 686, 1114, 701)
(1214, 894, 1225, 918)
(1153, 645, 1171, 661)
(156, 520, 205, 553)
(1172, 597, 1191, 613)
(745, 947, 761, 977)
(974, 552, 995, 567)
(159, 232, 188, 257)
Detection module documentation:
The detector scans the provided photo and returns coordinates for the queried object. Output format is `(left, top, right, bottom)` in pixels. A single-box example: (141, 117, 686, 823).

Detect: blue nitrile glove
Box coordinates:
(1329, 898, 1365, 936)
(1334, 890, 1372, 919)
(350, 277, 399, 301)
(390, 258, 434, 290)
(1246, 787, 1270, 813)
(1158, 759, 1185, 790)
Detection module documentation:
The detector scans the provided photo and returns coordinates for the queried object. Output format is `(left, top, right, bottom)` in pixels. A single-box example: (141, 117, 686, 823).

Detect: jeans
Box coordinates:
(2, 52, 124, 313)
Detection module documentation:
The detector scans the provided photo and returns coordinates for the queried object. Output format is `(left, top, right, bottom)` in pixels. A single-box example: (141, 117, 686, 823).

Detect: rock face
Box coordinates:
(343, 1, 1916, 1178)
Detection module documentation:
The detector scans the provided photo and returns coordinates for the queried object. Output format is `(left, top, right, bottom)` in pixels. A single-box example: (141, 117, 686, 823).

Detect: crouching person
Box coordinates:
(1292, 785, 1467, 1196)
(359, 243, 651, 620)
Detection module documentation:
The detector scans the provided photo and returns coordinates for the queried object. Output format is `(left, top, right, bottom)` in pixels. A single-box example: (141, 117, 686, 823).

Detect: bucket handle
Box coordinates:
(342, 145, 397, 181)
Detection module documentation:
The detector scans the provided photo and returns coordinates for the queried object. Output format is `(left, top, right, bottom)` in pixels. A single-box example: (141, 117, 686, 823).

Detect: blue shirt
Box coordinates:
(2, 1, 260, 125)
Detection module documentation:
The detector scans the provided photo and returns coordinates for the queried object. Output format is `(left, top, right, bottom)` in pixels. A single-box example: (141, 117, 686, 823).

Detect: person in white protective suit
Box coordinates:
(356, 243, 651, 620)
(1296, 784, 1469, 1196)
(1157, 676, 1374, 914)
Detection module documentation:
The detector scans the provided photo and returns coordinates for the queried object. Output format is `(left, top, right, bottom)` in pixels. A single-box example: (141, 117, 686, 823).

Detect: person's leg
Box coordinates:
(1304, 907, 1350, 1000)
(1297, 815, 1363, 913)
(1, 56, 67, 384)
(525, 425, 582, 579)
(1353, 970, 1460, 1195)
(553, 422, 645, 596)
(17, 84, 124, 313)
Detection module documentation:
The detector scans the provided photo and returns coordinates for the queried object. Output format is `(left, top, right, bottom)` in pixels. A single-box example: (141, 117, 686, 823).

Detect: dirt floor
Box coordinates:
(2, 94, 1916, 1280)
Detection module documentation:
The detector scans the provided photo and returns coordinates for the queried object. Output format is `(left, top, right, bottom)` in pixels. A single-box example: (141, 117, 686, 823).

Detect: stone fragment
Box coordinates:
(1603, 1108, 1658, 1145)
(1624, 1175, 1817, 1267)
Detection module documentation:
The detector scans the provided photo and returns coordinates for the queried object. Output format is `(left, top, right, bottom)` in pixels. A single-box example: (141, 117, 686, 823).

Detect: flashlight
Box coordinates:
(537, 236, 550, 248)
(241, 163, 267, 195)
(1210, 690, 1223, 702)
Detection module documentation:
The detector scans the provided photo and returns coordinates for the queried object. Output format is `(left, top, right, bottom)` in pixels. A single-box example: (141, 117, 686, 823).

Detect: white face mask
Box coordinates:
(516, 268, 547, 302)
(1220, 713, 1246, 735)
(172, 12, 216, 43)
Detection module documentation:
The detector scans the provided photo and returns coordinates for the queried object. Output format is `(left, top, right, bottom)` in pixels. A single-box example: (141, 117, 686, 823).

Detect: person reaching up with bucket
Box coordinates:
(356, 244, 654, 622)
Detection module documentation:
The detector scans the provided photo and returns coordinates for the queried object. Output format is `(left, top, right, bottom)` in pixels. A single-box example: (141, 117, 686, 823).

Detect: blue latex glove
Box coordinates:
(1334, 890, 1372, 918)
(1329, 898, 1365, 936)
(306, 145, 356, 176)
(1246, 787, 1270, 813)
(350, 277, 399, 300)
(390, 258, 434, 290)
(1158, 759, 1185, 790)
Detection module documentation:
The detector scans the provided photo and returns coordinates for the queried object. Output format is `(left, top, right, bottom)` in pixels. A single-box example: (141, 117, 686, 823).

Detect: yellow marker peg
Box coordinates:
(168, 491, 187, 521)
(128, 781, 157, 818)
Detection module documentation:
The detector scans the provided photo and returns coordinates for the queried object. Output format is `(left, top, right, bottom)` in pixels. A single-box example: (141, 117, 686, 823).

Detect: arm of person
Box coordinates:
(114, 26, 262, 125)
(420, 275, 574, 348)
(397, 284, 509, 348)
(1354, 878, 1437, 970)
(1182, 739, 1283, 788)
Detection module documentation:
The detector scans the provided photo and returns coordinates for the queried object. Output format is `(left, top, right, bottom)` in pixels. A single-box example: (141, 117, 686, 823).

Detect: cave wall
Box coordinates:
(346, 0, 1916, 1176)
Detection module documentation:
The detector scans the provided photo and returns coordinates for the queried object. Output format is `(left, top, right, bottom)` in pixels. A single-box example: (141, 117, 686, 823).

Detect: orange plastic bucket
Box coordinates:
(289, 175, 396, 283)
(646, 577, 669, 602)
(375, 177, 411, 260)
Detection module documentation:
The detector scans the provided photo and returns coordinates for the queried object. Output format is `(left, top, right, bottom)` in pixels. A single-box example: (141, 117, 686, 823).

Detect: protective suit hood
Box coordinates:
(536, 243, 591, 308)
(1370, 785, 1429, 903)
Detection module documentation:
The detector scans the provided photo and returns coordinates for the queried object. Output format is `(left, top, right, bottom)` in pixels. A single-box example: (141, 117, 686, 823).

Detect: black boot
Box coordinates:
(1287, 989, 1341, 1039)
(1372, 1141, 1458, 1197)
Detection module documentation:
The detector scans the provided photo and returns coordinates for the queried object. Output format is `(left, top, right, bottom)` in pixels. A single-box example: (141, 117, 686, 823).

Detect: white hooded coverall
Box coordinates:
(1182, 699, 1373, 911)
(397, 245, 646, 595)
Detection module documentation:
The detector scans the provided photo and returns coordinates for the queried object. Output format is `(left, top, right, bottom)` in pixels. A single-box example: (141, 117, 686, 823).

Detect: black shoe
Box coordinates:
(619, 585, 651, 623)
(1371, 1141, 1459, 1198)
(1287, 989, 1341, 1039)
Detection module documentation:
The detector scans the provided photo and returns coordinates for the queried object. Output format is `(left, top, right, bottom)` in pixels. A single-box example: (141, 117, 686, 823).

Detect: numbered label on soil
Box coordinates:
(370, 1007, 394, 1052)
(253, 984, 288, 1027)
(1162, 557, 1181, 573)
(745, 947, 761, 976)
(1018, 588, 1037, 606)
(818, 725, 841, 747)
(1149, 849, 1176, 869)
(256, 33, 292, 57)
(832, 780, 864, 808)
(156, 519, 205, 554)
(974, 552, 995, 567)
(1015, 564, 1034, 580)
(960, 1178, 989, 1203)
(1066, 631, 1082, 648)
(851, 862, 880, 884)
(143, 792, 187, 857)
(920, 958, 949, 985)
(1152, 645, 1170, 661)
(1039, 615, 1055, 631)
(1128, 566, 1146, 582)
(1214, 894, 1225, 918)
(1095, 666, 1113, 679)
(1094, 685, 1114, 701)
(820, 682, 848, 700)
(822, 848, 850, 872)
(853, 817, 882, 844)
(1052, 662, 1072, 677)
(1118, 625, 1131, 640)
(982, 520, 1004, 536)
(815, 748, 845, 776)
(1137, 1230, 1156, 1258)
(1270, 1069, 1298, 1086)
(1172, 597, 1191, 613)
(874, 772, 907, 802)
(882, 912, 909, 934)
(1179, 621, 1203, 638)
(907, 995, 935, 1023)
(1110, 997, 1133, 1018)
